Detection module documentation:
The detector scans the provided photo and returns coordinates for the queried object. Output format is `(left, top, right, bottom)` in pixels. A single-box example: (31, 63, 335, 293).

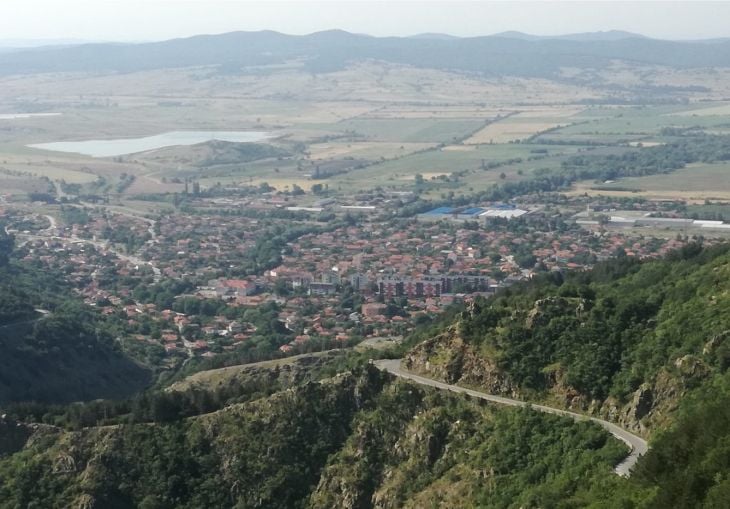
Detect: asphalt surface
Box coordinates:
(374, 358, 648, 477)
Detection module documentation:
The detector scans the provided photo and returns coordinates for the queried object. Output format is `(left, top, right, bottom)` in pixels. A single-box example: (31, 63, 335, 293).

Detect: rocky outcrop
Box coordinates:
(403, 322, 716, 438)
(525, 297, 583, 329)
(75, 494, 96, 509)
(404, 327, 518, 397)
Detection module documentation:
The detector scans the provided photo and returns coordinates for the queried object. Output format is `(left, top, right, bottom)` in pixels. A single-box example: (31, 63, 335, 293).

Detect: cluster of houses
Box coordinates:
(4, 194, 715, 363)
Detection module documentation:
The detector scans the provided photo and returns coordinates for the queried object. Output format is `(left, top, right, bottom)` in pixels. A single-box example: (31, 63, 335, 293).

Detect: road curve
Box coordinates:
(374, 359, 648, 477)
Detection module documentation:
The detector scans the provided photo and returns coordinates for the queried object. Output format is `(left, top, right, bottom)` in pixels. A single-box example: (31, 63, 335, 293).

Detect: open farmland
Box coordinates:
(326, 143, 588, 193)
(570, 162, 730, 202)
(2, 56, 730, 205)
(0, 175, 50, 196)
(464, 117, 569, 144)
(463, 107, 584, 144)
(306, 141, 436, 160)
(536, 103, 730, 145)
(0, 154, 99, 184)
(321, 117, 488, 143)
(668, 102, 730, 117)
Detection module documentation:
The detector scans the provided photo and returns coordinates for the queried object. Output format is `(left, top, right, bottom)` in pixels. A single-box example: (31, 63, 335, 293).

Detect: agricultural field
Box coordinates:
(537, 103, 730, 145)
(463, 107, 584, 144)
(669, 102, 730, 117)
(2, 60, 730, 204)
(326, 143, 589, 194)
(570, 162, 730, 202)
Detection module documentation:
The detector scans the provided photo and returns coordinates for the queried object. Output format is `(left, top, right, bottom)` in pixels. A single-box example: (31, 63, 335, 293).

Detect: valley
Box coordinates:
(1, 25, 730, 508)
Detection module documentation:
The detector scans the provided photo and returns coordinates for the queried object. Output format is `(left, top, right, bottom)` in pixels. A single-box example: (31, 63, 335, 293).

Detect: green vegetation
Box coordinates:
(0, 300, 151, 404)
(0, 243, 150, 404)
(7, 242, 730, 506)
(59, 205, 90, 226)
(0, 368, 625, 508)
(628, 372, 730, 508)
(434, 243, 729, 401)
(401, 243, 730, 506)
(561, 135, 730, 182)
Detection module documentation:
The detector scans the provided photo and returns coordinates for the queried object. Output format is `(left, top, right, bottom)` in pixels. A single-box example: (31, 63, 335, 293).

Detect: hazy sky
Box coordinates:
(1, 1, 729, 42)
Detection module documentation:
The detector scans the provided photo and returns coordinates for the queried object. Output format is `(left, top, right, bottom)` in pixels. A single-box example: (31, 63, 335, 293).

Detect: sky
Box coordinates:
(1, 1, 729, 43)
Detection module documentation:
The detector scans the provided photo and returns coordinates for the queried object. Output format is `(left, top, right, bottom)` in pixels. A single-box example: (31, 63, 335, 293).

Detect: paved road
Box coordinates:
(43, 214, 57, 230)
(374, 359, 648, 477)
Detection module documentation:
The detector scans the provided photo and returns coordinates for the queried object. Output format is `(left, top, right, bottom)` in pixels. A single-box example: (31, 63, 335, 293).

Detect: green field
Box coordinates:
(572, 161, 730, 201)
(3, 64, 730, 201)
(326, 143, 588, 192)
(318, 118, 487, 143)
(539, 104, 730, 144)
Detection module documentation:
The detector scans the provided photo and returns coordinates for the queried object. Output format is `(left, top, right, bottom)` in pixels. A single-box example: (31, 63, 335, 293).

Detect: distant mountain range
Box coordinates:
(1, 29, 729, 78)
(490, 30, 648, 42)
(0, 38, 107, 48)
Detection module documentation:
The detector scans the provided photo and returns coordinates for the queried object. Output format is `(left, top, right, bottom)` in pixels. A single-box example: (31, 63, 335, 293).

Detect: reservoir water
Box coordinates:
(28, 130, 273, 158)
(0, 113, 61, 120)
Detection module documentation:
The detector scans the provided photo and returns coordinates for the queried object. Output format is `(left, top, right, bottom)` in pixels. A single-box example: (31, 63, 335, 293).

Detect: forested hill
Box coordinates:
(2, 30, 730, 77)
(0, 367, 629, 508)
(394, 243, 730, 506)
(0, 230, 150, 404)
(406, 243, 730, 433)
(4, 244, 730, 506)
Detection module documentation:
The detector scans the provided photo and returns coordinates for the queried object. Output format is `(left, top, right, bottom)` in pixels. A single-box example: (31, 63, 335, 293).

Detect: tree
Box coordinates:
(0, 228, 14, 267)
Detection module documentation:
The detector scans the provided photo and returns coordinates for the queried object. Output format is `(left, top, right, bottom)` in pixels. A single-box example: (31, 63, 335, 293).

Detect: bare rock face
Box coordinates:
(703, 330, 730, 356)
(75, 494, 96, 509)
(405, 327, 518, 397)
(628, 384, 654, 421)
(595, 359, 707, 436)
(525, 297, 580, 329)
(53, 452, 77, 474)
(404, 323, 715, 439)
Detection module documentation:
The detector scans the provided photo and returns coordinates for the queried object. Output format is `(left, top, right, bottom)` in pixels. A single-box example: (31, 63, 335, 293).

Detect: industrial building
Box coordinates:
(418, 204, 529, 222)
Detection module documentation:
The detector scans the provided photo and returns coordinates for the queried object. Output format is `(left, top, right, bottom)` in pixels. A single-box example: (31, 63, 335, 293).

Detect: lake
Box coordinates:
(28, 130, 274, 158)
(0, 113, 61, 120)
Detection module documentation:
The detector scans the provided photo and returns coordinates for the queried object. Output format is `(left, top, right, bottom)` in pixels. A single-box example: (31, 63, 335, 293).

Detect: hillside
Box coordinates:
(0, 367, 627, 508)
(0, 231, 151, 404)
(134, 140, 290, 169)
(2, 244, 730, 505)
(0, 300, 151, 404)
(405, 243, 730, 434)
(2, 30, 730, 77)
(396, 243, 730, 506)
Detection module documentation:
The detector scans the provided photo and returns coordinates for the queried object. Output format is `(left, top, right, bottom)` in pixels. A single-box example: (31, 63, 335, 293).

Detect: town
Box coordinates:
(1, 186, 719, 373)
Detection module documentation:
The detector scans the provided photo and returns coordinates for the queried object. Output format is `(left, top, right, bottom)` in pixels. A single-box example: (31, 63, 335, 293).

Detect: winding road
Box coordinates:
(374, 359, 648, 477)
(16, 231, 162, 282)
